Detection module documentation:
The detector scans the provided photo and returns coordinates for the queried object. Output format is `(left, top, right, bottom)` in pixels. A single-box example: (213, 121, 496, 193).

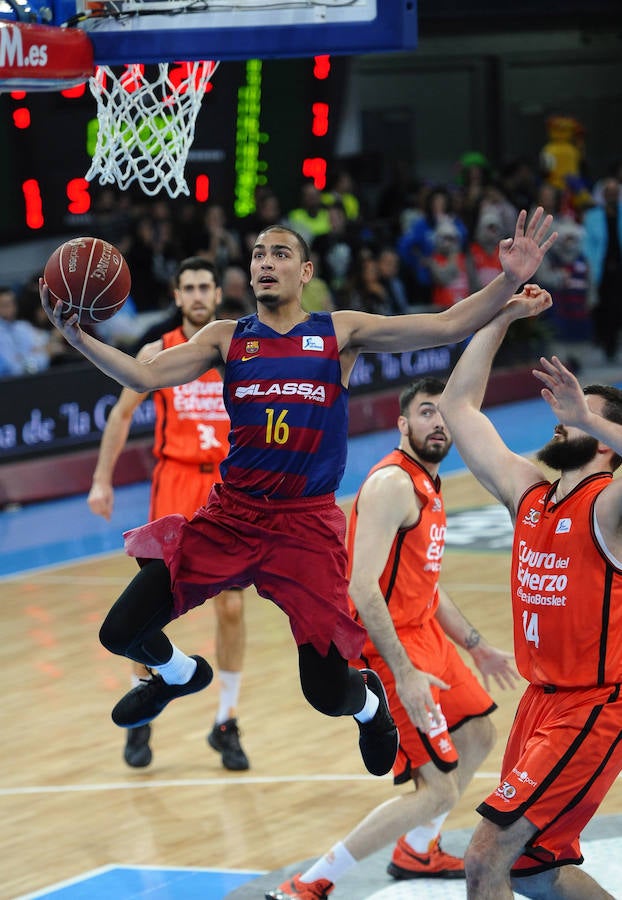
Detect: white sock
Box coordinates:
(131, 674, 141, 688)
(155, 645, 197, 685)
(353, 686, 379, 724)
(403, 811, 450, 853)
(215, 670, 242, 723)
(301, 841, 357, 884)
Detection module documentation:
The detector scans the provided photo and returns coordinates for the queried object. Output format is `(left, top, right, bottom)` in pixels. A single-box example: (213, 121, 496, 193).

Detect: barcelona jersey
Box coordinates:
(221, 312, 348, 498)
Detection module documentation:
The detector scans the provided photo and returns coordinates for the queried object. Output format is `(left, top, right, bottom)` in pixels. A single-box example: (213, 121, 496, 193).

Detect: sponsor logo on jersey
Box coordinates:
(197, 424, 223, 450)
(555, 517, 572, 534)
(235, 382, 326, 402)
(241, 340, 260, 361)
(522, 507, 541, 527)
(427, 705, 448, 740)
(302, 335, 324, 351)
(496, 781, 517, 800)
(513, 767, 537, 786)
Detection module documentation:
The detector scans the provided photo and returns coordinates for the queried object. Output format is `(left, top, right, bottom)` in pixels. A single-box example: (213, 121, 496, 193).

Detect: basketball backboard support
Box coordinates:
(1, 0, 417, 65)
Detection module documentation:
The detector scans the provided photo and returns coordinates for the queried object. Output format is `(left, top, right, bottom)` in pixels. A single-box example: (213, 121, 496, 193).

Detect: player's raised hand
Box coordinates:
(503, 283, 553, 322)
(499, 207, 558, 285)
(533, 355, 591, 428)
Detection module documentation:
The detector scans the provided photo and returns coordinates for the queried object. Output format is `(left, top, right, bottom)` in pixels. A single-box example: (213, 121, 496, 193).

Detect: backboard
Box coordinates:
(1, 0, 417, 65)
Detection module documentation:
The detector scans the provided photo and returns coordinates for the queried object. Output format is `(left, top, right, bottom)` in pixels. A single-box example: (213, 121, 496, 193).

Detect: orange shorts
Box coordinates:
(359, 618, 496, 784)
(479, 682, 622, 875)
(149, 458, 221, 521)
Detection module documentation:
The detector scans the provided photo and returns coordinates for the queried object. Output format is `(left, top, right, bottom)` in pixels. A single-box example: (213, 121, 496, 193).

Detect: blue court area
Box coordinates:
(20, 865, 262, 900)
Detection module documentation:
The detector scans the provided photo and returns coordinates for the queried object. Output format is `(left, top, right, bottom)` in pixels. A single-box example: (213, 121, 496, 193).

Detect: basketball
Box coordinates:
(43, 236, 131, 324)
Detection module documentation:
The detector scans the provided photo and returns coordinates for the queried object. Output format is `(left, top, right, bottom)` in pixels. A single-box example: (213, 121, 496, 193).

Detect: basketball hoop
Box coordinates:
(85, 60, 219, 198)
(0, 22, 94, 92)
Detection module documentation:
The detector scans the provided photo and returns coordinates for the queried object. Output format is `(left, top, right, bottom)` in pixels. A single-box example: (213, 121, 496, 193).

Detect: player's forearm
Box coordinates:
(91, 409, 133, 485)
(437, 271, 522, 342)
(73, 331, 160, 392)
(441, 307, 514, 415)
(435, 587, 482, 652)
(350, 586, 412, 680)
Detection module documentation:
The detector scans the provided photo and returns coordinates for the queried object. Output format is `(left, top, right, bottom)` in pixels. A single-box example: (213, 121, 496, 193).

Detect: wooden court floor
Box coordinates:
(2, 470, 621, 899)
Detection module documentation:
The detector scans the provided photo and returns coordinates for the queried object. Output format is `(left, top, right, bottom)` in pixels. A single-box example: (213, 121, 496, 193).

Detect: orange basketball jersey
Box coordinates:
(347, 449, 445, 641)
(512, 473, 622, 687)
(152, 327, 230, 467)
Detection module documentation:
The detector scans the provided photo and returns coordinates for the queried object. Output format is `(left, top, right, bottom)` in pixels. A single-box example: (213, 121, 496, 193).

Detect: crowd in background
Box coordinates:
(2, 137, 622, 379)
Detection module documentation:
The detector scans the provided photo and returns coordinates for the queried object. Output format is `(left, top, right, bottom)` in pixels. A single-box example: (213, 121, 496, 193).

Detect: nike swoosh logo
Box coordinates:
(241, 355, 257, 361)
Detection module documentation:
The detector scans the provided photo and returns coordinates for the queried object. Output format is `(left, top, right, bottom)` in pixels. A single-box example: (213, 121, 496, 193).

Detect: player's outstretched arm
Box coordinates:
(334, 207, 557, 356)
(438, 285, 551, 513)
(40, 279, 225, 391)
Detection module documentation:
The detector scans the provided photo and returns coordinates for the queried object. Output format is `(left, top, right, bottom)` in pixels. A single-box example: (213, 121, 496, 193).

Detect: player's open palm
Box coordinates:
(470, 643, 521, 693)
(499, 206, 558, 285)
(395, 666, 449, 734)
(533, 355, 590, 428)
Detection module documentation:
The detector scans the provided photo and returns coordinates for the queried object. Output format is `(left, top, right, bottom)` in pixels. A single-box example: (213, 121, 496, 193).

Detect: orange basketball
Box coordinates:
(44, 236, 131, 324)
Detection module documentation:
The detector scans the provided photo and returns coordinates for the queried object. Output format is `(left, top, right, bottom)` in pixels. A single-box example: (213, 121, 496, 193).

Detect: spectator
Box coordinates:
(428, 219, 470, 309)
(468, 209, 504, 289)
(311, 201, 361, 307)
(286, 182, 331, 243)
(322, 167, 361, 222)
(535, 219, 591, 346)
(376, 246, 413, 314)
(221, 264, 255, 313)
(195, 203, 243, 270)
(125, 215, 171, 314)
(583, 176, 622, 360)
(302, 251, 334, 313)
(0, 285, 51, 376)
(476, 181, 519, 241)
(16, 273, 84, 366)
(456, 150, 493, 237)
(350, 250, 390, 314)
(500, 157, 538, 217)
(398, 186, 468, 305)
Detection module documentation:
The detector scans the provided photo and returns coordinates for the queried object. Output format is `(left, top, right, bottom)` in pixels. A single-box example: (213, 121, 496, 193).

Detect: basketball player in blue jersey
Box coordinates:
(40, 209, 556, 785)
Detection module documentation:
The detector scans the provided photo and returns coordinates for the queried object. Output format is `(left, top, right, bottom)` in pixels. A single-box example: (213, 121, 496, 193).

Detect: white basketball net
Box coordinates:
(86, 60, 219, 198)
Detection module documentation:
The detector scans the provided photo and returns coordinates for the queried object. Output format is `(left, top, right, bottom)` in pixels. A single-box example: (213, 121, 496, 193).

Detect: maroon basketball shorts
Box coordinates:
(125, 482, 367, 660)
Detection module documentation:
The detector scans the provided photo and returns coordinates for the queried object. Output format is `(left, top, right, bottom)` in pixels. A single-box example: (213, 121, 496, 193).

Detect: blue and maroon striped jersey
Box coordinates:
(221, 312, 348, 498)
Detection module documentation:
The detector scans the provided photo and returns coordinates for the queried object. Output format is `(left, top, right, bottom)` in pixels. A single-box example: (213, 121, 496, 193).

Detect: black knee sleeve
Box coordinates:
(99, 559, 176, 665)
(298, 643, 366, 716)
